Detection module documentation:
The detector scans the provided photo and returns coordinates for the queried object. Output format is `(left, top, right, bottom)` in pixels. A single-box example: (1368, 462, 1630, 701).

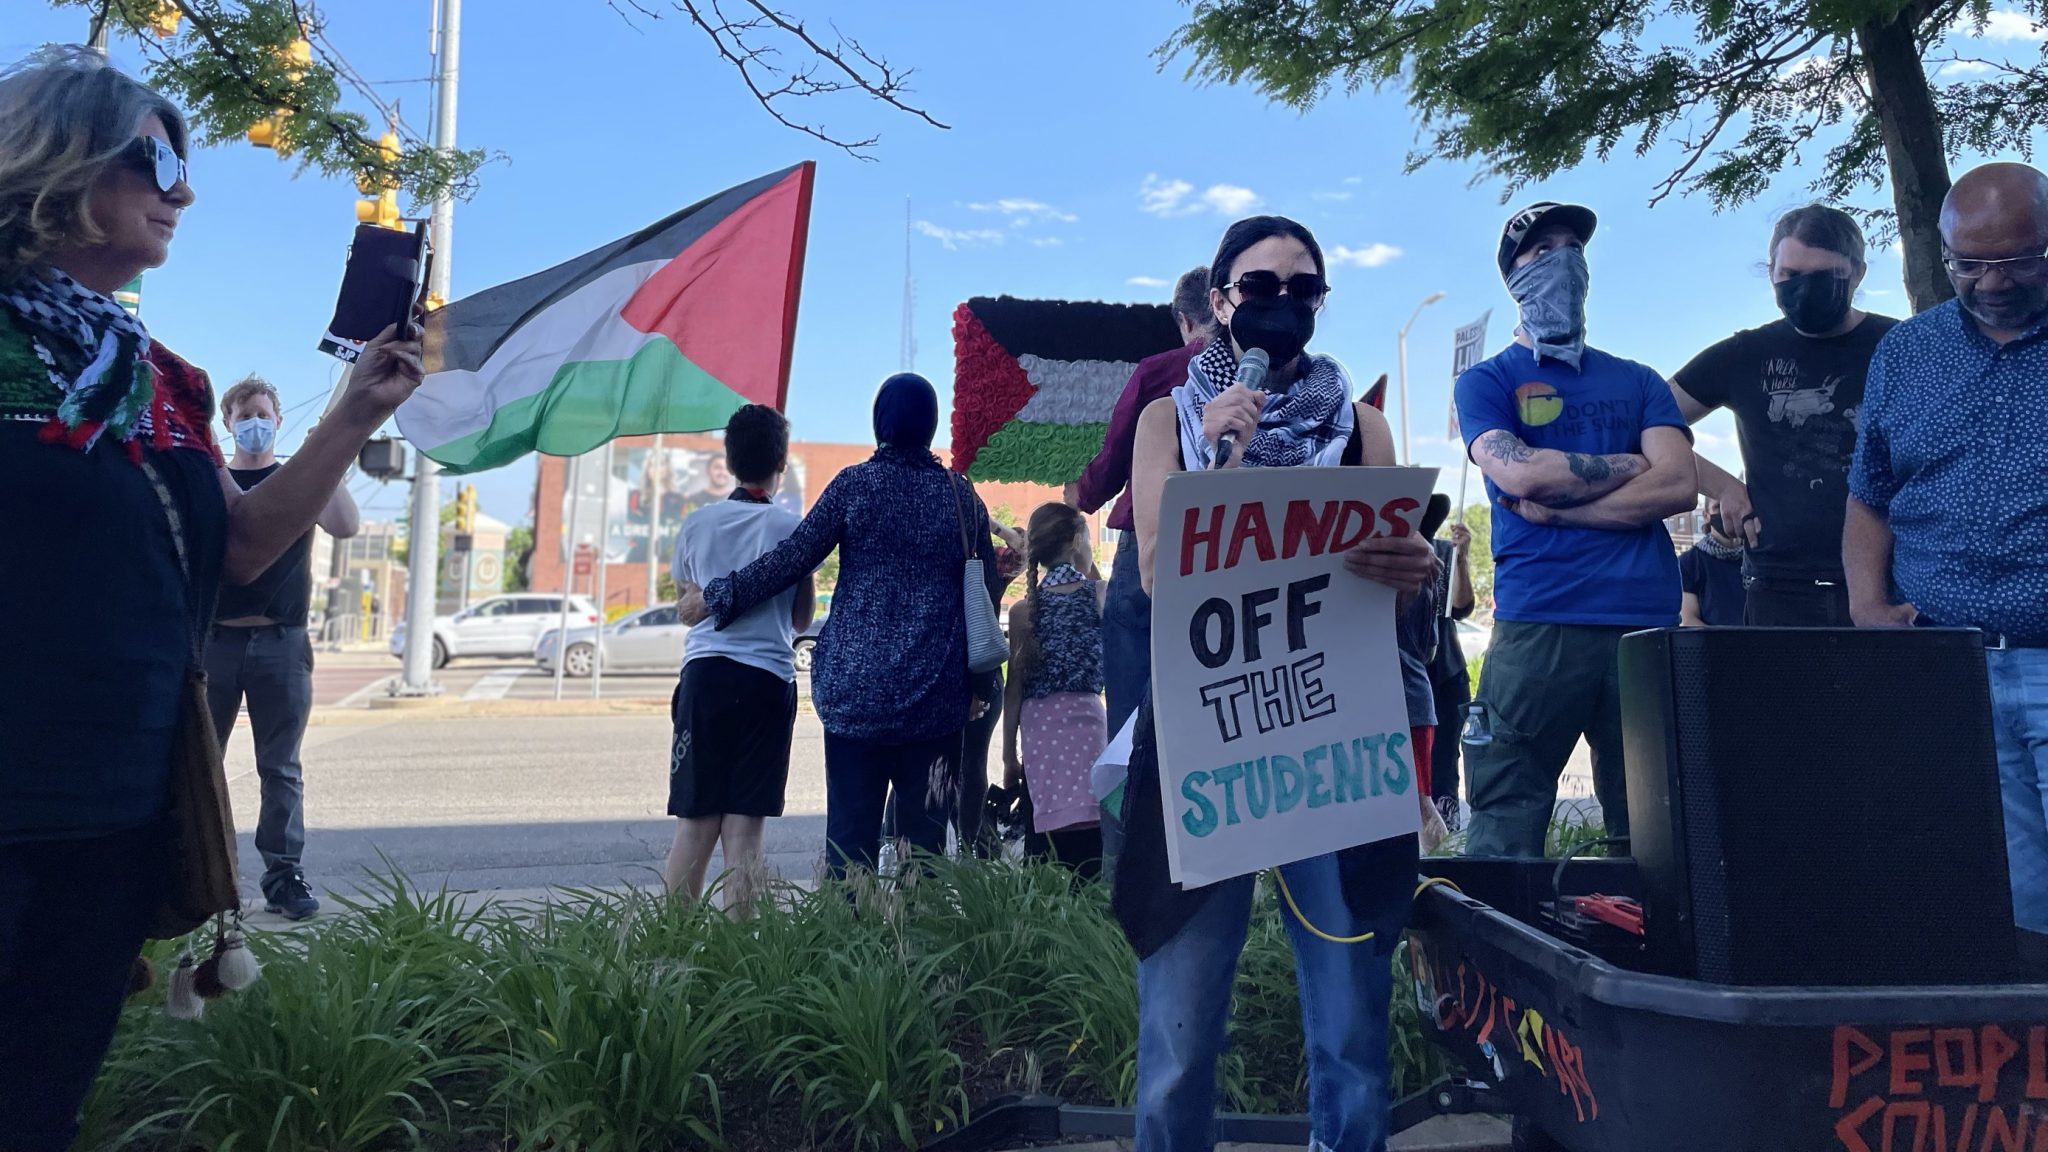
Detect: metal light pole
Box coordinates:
(398, 0, 460, 694)
(644, 433, 663, 607)
(1396, 291, 1446, 465)
(591, 442, 613, 699)
(554, 454, 581, 703)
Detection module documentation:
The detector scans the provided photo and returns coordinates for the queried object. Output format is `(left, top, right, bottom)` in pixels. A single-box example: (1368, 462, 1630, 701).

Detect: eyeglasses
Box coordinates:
(1225, 271, 1330, 306)
(1943, 247, 2048, 283)
(128, 136, 187, 194)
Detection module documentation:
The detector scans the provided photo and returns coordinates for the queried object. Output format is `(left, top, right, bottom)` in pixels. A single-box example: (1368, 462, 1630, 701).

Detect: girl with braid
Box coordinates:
(1001, 502, 1107, 879)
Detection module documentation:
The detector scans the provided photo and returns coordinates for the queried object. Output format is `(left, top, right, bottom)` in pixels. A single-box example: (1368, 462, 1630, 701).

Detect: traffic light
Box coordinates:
(455, 485, 478, 535)
(245, 32, 311, 152)
(145, 2, 180, 37)
(354, 129, 404, 230)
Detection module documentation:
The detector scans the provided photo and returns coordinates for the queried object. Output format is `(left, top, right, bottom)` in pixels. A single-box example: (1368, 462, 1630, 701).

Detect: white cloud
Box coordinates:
(1030, 236, 1064, 248)
(1127, 275, 1170, 288)
(915, 221, 1005, 250)
(1201, 184, 1263, 215)
(1342, 176, 1364, 185)
(1978, 8, 2044, 40)
(966, 197, 1078, 225)
(1939, 58, 1998, 77)
(1312, 190, 1355, 202)
(1139, 174, 1198, 217)
(1330, 242, 1404, 268)
(1140, 174, 1267, 217)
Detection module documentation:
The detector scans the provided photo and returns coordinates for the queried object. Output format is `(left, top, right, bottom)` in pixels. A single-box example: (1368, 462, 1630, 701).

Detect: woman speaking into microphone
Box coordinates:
(1118, 215, 1437, 1151)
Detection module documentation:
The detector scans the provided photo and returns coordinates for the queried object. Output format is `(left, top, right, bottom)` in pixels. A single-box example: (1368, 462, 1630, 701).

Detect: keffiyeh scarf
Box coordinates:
(1171, 341, 1354, 471)
(1, 266, 155, 452)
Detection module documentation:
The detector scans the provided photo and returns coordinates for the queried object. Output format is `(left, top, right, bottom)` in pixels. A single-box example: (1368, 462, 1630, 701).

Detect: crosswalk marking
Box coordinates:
(464, 669, 528, 701)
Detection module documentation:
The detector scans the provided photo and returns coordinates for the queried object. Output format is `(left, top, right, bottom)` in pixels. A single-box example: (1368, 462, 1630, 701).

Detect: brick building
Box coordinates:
(528, 433, 1087, 614)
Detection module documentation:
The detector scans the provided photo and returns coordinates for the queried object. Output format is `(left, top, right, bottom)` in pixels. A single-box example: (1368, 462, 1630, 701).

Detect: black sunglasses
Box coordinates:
(1226, 270, 1330, 304)
(128, 136, 188, 194)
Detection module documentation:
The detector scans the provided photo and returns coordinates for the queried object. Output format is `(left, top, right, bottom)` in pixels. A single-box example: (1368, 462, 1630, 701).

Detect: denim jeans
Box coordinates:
(1988, 647, 2048, 933)
(204, 624, 312, 893)
(1101, 533, 1151, 868)
(0, 817, 170, 1152)
(823, 731, 959, 876)
(1136, 851, 1396, 1152)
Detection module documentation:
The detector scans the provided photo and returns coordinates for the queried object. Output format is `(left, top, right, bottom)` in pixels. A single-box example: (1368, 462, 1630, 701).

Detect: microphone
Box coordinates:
(1211, 347, 1271, 470)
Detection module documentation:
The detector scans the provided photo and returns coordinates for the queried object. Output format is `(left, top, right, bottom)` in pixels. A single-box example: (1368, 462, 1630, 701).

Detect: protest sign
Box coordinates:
(1151, 465, 1439, 887)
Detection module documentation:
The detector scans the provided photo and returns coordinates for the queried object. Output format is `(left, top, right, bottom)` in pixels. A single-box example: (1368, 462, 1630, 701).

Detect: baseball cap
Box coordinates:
(1497, 202, 1598, 279)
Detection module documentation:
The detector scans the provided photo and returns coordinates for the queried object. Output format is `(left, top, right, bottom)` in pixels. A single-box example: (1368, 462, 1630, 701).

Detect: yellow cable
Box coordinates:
(1271, 871, 1466, 946)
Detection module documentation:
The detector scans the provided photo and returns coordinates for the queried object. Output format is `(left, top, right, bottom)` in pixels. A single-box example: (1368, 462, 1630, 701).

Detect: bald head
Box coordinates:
(1941, 163, 2048, 242)
(1942, 163, 2048, 335)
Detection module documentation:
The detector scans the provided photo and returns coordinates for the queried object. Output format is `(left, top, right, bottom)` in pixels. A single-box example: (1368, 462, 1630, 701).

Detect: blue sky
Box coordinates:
(12, 1, 2043, 526)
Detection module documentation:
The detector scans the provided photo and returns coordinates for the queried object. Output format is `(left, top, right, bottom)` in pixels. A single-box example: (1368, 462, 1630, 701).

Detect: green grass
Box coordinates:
(85, 847, 1570, 1150)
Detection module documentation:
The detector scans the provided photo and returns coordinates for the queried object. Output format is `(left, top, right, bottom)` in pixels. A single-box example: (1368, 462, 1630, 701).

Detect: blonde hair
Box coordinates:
(0, 46, 189, 286)
(220, 375, 282, 422)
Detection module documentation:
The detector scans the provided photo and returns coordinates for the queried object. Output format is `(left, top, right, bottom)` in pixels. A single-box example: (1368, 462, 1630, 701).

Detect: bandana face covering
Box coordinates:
(1507, 246, 1590, 369)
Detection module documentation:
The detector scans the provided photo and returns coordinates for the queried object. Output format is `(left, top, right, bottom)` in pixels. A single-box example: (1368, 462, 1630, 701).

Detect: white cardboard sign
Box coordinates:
(1151, 465, 1438, 887)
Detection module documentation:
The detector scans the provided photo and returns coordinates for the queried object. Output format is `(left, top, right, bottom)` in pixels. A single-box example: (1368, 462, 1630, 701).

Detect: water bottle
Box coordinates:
(1461, 701, 1494, 748)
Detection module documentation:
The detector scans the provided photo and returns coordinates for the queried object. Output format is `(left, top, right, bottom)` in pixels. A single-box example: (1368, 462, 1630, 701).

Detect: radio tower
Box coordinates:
(899, 197, 917, 372)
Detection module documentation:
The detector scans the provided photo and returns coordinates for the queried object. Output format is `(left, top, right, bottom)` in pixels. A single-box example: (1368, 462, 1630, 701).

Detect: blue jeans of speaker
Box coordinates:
(1989, 647, 2048, 933)
(1134, 850, 1396, 1152)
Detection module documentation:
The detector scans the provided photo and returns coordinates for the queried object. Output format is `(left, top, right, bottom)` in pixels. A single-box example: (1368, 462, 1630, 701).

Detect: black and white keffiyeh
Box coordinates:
(1171, 340, 1354, 471)
(1, 265, 154, 449)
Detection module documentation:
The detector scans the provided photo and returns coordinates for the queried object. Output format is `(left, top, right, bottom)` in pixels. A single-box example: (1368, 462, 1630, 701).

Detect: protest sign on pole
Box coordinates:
(1150, 464, 1439, 887)
(1449, 310, 1492, 531)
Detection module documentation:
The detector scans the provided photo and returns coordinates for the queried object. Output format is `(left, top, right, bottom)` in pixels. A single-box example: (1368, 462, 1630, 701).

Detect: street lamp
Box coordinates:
(1397, 291, 1446, 465)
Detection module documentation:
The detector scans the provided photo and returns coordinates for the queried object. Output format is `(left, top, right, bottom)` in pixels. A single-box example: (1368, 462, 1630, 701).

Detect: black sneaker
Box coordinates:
(264, 871, 320, 921)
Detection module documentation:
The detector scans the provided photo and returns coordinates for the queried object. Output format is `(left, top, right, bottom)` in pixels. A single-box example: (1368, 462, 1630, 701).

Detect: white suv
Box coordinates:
(390, 594, 601, 668)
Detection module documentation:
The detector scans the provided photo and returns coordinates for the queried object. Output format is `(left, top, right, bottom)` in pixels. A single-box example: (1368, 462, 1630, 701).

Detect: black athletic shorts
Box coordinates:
(668, 655, 797, 819)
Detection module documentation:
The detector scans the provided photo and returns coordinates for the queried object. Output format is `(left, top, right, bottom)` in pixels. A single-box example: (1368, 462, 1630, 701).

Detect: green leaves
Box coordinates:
(49, 0, 486, 204)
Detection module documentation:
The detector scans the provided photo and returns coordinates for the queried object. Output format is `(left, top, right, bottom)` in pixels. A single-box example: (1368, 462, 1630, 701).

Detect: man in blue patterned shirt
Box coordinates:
(1847, 162, 2048, 934)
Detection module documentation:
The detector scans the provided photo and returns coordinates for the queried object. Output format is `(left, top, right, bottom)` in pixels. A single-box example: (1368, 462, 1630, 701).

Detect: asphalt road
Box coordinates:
(312, 652, 695, 704)
(222, 707, 833, 904)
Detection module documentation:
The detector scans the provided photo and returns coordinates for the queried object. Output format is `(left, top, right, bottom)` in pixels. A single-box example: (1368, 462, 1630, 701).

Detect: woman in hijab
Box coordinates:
(1119, 215, 1438, 1151)
(679, 374, 1006, 875)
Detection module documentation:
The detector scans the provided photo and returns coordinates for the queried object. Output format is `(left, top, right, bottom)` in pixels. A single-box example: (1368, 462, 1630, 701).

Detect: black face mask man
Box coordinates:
(1774, 270, 1854, 335)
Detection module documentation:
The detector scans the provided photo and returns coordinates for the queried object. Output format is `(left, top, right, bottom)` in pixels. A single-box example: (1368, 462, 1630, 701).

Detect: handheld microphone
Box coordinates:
(1211, 347, 1271, 470)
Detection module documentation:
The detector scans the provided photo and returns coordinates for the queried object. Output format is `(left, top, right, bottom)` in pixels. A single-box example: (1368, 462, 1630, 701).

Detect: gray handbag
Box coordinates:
(950, 474, 1008, 673)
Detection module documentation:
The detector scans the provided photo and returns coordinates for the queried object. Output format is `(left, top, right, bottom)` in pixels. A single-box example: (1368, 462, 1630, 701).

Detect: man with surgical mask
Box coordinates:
(1668, 206, 1898, 626)
(1453, 202, 1700, 857)
(205, 376, 359, 920)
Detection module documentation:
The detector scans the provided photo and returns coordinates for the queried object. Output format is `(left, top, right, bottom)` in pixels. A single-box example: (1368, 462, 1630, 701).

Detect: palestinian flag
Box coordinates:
(398, 162, 815, 474)
(950, 296, 1179, 484)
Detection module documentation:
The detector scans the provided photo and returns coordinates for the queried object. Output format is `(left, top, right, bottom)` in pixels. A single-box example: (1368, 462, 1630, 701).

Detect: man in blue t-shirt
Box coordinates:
(1454, 202, 1700, 856)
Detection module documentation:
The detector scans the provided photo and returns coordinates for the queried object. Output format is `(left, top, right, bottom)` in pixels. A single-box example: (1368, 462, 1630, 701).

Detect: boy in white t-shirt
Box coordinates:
(661, 405, 814, 911)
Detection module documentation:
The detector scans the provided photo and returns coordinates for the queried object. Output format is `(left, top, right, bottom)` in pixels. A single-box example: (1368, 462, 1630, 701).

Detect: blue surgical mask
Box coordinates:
(1507, 246, 1591, 369)
(232, 416, 276, 454)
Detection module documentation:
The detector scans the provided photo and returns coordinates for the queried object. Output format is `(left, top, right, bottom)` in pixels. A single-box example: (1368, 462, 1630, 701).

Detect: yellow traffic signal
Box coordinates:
(455, 486, 478, 534)
(145, 2, 181, 37)
(353, 129, 403, 229)
(355, 189, 401, 230)
(246, 110, 289, 150)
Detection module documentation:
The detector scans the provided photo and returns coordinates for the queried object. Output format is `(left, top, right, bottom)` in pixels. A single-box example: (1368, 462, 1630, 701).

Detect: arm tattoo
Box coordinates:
(1566, 453, 1610, 483)
(1480, 429, 1535, 464)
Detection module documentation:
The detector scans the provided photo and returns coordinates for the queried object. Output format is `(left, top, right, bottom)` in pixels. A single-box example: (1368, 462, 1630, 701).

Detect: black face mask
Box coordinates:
(1775, 270, 1853, 335)
(1228, 296, 1316, 368)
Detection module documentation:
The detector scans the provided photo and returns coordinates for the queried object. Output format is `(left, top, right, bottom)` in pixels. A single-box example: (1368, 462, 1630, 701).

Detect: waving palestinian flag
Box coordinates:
(398, 162, 815, 474)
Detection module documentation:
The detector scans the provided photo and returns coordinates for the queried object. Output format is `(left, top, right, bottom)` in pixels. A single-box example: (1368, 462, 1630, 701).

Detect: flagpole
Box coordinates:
(554, 453, 578, 703)
(645, 433, 663, 608)
(592, 442, 613, 700)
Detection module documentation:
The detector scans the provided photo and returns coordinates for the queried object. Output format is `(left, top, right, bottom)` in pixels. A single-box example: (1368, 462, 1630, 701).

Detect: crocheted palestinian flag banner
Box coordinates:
(950, 296, 1179, 483)
(398, 162, 814, 474)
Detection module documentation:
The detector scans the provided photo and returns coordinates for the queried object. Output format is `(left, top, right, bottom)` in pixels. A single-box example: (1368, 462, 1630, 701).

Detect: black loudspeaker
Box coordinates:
(1620, 627, 2018, 986)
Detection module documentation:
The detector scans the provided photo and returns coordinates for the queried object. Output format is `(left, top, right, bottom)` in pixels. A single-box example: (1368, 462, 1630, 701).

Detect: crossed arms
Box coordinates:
(1472, 426, 1698, 531)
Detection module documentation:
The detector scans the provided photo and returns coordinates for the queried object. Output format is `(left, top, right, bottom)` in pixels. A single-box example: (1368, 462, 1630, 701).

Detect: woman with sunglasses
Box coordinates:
(1116, 216, 1437, 1151)
(0, 49, 425, 1149)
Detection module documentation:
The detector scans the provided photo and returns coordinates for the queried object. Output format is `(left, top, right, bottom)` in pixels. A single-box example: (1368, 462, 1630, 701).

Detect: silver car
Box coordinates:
(534, 604, 689, 677)
(391, 593, 601, 669)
